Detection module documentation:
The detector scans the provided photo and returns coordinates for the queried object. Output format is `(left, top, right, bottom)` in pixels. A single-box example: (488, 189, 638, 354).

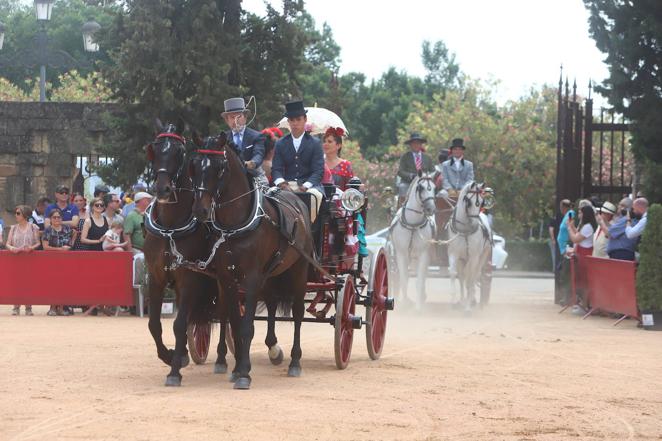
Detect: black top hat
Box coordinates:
(283, 100, 307, 118)
(405, 132, 427, 144)
(450, 138, 465, 149)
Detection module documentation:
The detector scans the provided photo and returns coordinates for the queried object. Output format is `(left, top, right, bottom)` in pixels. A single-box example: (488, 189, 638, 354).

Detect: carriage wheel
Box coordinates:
(366, 249, 389, 360)
(187, 322, 212, 365)
(334, 275, 356, 370)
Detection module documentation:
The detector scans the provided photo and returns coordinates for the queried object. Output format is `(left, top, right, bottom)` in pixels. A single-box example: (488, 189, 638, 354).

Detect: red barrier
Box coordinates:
(0, 251, 134, 306)
(581, 255, 639, 325)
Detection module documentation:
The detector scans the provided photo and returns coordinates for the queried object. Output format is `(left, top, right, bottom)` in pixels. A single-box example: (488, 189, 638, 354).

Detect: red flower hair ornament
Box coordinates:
(261, 127, 284, 139)
(325, 127, 345, 138)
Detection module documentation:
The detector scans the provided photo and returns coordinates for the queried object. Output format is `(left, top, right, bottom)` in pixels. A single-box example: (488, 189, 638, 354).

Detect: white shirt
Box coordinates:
(578, 224, 594, 248)
(292, 132, 304, 152)
(453, 157, 464, 171)
(625, 212, 647, 239)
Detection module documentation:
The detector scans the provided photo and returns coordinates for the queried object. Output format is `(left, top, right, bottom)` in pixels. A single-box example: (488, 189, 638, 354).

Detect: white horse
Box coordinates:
(387, 172, 437, 310)
(447, 181, 493, 313)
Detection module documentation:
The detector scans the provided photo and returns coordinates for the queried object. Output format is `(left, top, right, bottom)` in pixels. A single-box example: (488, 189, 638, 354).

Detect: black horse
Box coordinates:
(143, 121, 229, 387)
(189, 135, 313, 389)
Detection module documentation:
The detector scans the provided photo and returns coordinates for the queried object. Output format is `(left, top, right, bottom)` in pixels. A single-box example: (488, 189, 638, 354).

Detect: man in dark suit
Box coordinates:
(396, 133, 435, 197)
(272, 100, 325, 221)
(221, 97, 268, 185)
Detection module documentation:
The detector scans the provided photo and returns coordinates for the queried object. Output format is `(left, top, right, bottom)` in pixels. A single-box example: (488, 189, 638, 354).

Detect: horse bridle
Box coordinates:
(192, 149, 228, 201)
(404, 176, 436, 216)
(150, 132, 188, 190)
(463, 187, 484, 217)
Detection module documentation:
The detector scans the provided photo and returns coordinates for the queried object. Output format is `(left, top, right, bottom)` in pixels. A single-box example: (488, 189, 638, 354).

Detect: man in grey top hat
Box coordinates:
(440, 138, 475, 197)
(221, 97, 267, 185)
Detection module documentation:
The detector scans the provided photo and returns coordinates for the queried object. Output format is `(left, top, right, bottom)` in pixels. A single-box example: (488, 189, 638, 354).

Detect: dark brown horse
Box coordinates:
(143, 121, 226, 387)
(189, 135, 313, 389)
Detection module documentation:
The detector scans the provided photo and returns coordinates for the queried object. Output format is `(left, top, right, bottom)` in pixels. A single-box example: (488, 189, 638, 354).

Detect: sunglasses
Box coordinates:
(94, 203, 105, 208)
(15, 211, 22, 216)
(51, 216, 62, 219)
(57, 190, 69, 194)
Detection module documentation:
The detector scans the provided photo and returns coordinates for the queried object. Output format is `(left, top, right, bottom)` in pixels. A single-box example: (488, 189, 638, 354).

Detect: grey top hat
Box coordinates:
(222, 97, 249, 115)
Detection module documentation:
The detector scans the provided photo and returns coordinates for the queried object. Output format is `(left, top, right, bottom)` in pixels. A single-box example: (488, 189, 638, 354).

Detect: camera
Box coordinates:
(621, 209, 628, 217)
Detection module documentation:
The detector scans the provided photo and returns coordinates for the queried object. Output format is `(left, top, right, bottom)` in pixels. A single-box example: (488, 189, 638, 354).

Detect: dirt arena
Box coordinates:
(1, 277, 661, 441)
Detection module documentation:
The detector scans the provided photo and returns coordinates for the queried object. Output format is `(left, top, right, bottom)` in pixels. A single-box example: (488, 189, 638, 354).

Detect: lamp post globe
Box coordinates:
(34, 0, 55, 21)
(82, 19, 101, 53)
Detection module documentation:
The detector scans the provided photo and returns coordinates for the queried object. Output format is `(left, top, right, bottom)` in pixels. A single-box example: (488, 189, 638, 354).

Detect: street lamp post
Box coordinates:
(0, 0, 100, 102)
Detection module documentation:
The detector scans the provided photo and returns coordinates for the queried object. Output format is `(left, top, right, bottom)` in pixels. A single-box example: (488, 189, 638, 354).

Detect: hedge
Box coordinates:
(505, 239, 553, 272)
(636, 204, 662, 311)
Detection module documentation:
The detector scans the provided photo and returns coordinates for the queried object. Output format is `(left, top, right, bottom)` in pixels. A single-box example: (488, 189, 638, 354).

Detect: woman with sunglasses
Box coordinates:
(80, 197, 109, 252)
(42, 209, 75, 316)
(6, 205, 40, 316)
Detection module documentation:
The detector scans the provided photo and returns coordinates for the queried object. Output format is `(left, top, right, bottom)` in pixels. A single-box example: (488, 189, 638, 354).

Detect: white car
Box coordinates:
(365, 227, 508, 270)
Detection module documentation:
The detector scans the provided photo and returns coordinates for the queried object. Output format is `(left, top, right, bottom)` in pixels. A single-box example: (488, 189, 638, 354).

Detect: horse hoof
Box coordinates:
(287, 365, 302, 377)
(165, 375, 182, 387)
(233, 377, 251, 390)
(269, 346, 284, 366)
(228, 372, 240, 383)
(180, 354, 190, 368)
(214, 363, 228, 374)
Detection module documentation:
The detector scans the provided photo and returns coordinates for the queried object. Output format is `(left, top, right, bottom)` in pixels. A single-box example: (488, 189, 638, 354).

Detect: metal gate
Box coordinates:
(555, 70, 633, 210)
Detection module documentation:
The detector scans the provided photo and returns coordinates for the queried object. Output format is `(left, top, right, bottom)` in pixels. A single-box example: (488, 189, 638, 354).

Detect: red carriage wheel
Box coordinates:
(187, 322, 212, 365)
(366, 248, 389, 360)
(334, 274, 356, 370)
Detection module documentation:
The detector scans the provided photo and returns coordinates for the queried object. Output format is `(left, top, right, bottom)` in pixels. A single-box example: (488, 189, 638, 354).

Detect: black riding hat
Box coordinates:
(283, 100, 307, 118)
(405, 132, 427, 144)
(450, 138, 466, 149)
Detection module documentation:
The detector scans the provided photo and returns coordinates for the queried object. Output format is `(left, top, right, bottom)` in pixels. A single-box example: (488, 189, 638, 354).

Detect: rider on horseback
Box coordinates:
(396, 133, 435, 198)
(438, 138, 474, 198)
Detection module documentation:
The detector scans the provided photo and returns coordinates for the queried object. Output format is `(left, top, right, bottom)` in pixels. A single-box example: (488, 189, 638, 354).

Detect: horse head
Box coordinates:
(188, 133, 229, 222)
(460, 181, 488, 216)
(413, 171, 437, 217)
(147, 118, 188, 203)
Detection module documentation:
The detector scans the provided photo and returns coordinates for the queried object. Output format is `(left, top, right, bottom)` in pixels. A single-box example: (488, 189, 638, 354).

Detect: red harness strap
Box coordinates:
(196, 149, 226, 156)
(156, 132, 186, 144)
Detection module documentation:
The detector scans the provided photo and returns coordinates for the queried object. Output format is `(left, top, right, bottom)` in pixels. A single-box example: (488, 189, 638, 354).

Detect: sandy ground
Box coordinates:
(1, 277, 661, 441)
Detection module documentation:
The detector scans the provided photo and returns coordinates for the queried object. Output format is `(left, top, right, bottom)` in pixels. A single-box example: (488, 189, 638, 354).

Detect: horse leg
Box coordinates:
(448, 254, 459, 307)
(265, 297, 284, 365)
(288, 260, 308, 377)
(165, 298, 189, 386)
(214, 295, 229, 374)
(147, 272, 173, 366)
(396, 251, 411, 308)
(415, 247, 430, 311)
(234, 276, 263, 390)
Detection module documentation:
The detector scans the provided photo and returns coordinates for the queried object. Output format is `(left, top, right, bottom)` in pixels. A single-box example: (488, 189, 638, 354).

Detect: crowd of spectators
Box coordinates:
(2, 183, 153, 317)
(551, 194, 650, 311)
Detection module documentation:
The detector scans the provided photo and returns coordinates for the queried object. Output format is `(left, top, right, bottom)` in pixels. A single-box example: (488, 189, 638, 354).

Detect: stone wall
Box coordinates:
(0, 102, 121, 231)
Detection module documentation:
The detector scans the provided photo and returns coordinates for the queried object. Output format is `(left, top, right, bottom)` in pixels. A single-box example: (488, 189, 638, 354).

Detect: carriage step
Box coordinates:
(385, 297, 395, 311)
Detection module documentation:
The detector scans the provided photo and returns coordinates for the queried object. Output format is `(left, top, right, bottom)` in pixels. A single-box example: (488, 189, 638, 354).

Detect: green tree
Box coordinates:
(0, 0, 117, 96)
(94, 0, 313, 187)
(636, 204, 662, 310)
(421, 39, 461, 99)
(584, 0, 662, 202)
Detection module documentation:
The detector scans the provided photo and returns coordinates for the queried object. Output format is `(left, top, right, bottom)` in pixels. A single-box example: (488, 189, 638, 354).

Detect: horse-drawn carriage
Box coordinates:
(186, 183, 394, 370)
(385, 177, 495, 310)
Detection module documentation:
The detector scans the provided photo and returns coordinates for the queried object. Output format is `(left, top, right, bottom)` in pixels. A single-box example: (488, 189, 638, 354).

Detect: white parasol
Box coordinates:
(277, 107, 349, 136)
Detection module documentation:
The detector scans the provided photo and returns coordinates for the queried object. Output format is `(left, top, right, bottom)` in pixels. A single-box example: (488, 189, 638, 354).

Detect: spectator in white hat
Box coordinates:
(593, 201, 616, 258)
(123, 191, 152, 254)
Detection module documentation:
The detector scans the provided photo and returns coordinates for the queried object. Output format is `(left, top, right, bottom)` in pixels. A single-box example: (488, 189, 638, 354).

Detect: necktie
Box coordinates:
(234, 132, 242, 149)
(414, 153, 422, 171)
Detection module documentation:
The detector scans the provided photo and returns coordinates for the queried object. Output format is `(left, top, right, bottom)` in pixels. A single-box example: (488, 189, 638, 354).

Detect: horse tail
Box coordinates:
(185, 275, 219, 326)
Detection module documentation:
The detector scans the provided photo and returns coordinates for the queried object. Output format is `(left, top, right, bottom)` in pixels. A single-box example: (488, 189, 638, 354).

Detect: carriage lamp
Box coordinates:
(341, 188, 365, 212)
(34, 0, 54, 21)
(0, 22, 4, 50)
(82, 19, 101, 53)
